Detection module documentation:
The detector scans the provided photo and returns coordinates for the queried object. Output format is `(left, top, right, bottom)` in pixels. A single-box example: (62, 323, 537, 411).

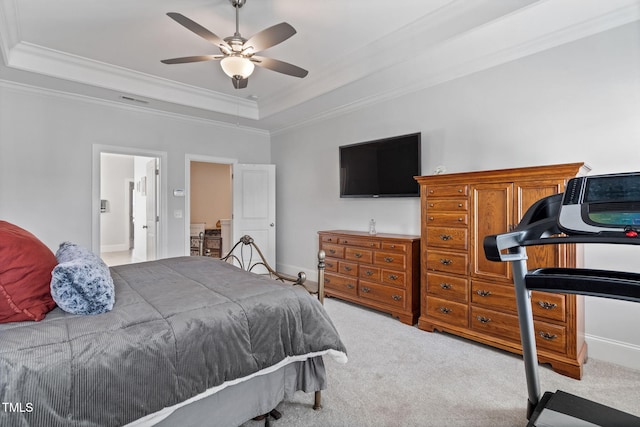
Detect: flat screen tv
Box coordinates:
(339, 132, 421, 198)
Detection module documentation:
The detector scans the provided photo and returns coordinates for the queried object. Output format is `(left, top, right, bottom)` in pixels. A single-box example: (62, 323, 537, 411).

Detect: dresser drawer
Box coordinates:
(426, 199, 468, 212)
(427, 273, 468, 302)
(531, 292, 566, 322)
(471, 281, 515, 311)
(426, 213, 468, 226)
(426, 185, 468, 197)
(425, 296, 468, 328)
(359, 280, 406, 309)
(322, 243, 344, 259)
(426, 250, 468, 275)
(381, 241, 408, 253)
(471, 307, 567, 354)
(381, 269, 406, 288)
(374, 251, 406, 270)
(359, 265, 380, 281)
(338, 260, 359, 277)
(321, 235, 339, 244)
(427, 226, 468, 250)
(324, 258, 338, 273)
(345, 247, 373, 264)
(324, 273, 357, 296)
(339, 237, 379, 249)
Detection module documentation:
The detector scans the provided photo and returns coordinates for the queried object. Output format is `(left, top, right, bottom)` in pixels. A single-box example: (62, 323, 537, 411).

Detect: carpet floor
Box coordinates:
(242, 297, 640, 427)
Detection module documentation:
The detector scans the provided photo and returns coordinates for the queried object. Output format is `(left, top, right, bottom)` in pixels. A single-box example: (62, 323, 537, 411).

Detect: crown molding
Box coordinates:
(270, 0, 640, 135)
(6, 41, 260, 120)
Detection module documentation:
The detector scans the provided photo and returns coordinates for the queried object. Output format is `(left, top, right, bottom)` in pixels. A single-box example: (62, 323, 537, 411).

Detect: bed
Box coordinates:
(0, 225, 346, 427)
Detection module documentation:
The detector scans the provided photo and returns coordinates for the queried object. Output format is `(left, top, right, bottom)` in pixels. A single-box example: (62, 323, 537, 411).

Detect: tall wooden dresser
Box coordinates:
(318, 230, 420, 325)
(415, 163, 590, 379)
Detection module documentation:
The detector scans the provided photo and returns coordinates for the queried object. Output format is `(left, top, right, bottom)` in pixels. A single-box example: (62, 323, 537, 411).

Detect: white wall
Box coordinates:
(0, 83, 271, 257)
(271, 22, 640, 369)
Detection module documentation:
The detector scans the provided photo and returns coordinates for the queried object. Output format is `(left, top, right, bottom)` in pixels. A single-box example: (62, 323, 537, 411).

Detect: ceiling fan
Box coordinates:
(161, 0, 308, 89)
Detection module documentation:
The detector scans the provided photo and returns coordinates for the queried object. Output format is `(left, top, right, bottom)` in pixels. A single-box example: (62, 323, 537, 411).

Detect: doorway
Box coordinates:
(186, 156, 234, 258)
(93, 146, 166, 266)
(185, 156, 276, 269)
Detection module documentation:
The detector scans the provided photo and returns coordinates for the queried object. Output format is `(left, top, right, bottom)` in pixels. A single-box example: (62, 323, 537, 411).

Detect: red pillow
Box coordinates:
(0, 221, 58, 323)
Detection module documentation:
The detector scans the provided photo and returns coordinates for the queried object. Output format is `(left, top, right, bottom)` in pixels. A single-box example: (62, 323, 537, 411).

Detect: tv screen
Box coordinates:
(339, 133, 421, 198)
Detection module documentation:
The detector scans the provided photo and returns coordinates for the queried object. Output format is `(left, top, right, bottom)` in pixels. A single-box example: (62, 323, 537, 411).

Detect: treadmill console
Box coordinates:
(558, 172, 640, 234)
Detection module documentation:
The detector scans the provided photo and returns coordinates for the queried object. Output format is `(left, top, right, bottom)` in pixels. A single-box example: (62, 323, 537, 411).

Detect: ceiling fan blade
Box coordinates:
(161, 55, 223, 64)
(167, 12, 231, 51)
(243, 22, 296, 54)
(232, 77, 249, 89)
(251, 56, 308, 78)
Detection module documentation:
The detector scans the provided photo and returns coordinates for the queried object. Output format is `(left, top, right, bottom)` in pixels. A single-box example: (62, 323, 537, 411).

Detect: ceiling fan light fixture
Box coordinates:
(220, 56, 255, 79)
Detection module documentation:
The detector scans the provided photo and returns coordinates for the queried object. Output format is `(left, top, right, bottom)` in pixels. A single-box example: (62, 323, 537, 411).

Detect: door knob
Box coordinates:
(270, 223, 275, 227)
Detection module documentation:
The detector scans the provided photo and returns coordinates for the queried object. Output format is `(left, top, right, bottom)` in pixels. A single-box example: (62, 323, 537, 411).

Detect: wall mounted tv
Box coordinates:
(339, 132, 421, 198)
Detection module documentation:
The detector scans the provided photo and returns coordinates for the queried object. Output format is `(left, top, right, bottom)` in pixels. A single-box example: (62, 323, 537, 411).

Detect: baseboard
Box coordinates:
(100, 244, 129, 253)
(586, 334, 640, 371)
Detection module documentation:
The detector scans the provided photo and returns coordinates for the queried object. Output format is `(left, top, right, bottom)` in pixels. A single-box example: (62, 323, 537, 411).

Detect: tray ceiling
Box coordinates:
(0, 0, 638, 132)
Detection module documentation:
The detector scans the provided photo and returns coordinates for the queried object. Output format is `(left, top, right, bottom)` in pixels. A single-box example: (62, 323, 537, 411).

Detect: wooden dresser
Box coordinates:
(318, 230, 420, 325)
(415, 163, 590, 379)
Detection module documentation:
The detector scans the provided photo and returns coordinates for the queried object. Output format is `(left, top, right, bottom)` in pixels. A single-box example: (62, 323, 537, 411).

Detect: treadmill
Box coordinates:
(483, 172, 640, 426)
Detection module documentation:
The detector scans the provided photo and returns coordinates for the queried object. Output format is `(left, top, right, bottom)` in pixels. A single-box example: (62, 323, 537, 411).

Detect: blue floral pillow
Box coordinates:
(50, 242, 115, 315)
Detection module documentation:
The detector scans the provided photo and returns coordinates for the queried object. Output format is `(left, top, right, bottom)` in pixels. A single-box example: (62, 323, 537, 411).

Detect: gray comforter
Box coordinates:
(0, 256, 347, 427)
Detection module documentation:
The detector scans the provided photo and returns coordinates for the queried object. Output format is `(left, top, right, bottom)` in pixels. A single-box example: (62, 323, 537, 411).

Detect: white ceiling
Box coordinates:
(0, 0, 638, 132)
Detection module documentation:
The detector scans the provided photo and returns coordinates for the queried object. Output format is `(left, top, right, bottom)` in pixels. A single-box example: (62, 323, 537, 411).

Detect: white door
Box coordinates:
(145, 159, 158, 261)
(233, 164, 276, 271)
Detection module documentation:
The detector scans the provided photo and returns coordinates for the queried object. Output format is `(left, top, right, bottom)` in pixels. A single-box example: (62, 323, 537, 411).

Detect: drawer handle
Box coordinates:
(537, 301, 558, 310)
(439, 234, 453, 241)
(429, 216, 435, 221)
(476, 290, 492, 297)
(457, 217, 463, 222)
(347, 284, 355, 289)
(440, 283, 452, 290)
(429, 203, 434, 207)
(539, 332, 558, 341)
(438, 307, 452, 314)
(389, 244, 396, 248)
(343, 266, 353, 272)
(354, 253, 363, 258)
(361, 287, 371, 293)
(365, 270, 374, 276)
(458, 203, 463, 207)
(392, 295, 402, 301)
(343, 240, 349, 244)
(384, 257, 394, 263)
(326, 262, 334, 268)
(458, 189, 463, 193)
(388, 274, 399, 280)
(329, 249, 336, 254)
(476, 316, 492, 324)
(369, 243, 376, 247)
(324, 278, 330, 283)
(440, 259, 453, 265)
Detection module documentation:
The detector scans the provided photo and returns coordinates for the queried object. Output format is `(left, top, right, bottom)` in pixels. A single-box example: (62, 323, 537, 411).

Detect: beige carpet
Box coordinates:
(243, 298, 640, 427)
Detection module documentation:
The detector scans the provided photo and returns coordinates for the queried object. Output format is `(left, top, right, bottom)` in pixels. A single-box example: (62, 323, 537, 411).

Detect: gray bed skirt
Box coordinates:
(128, 355, 326, 427)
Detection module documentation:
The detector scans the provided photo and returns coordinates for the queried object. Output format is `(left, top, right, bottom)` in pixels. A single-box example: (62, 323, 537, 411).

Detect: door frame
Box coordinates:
(92, 144, 168, 258)
(184, 154, 237, 256)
